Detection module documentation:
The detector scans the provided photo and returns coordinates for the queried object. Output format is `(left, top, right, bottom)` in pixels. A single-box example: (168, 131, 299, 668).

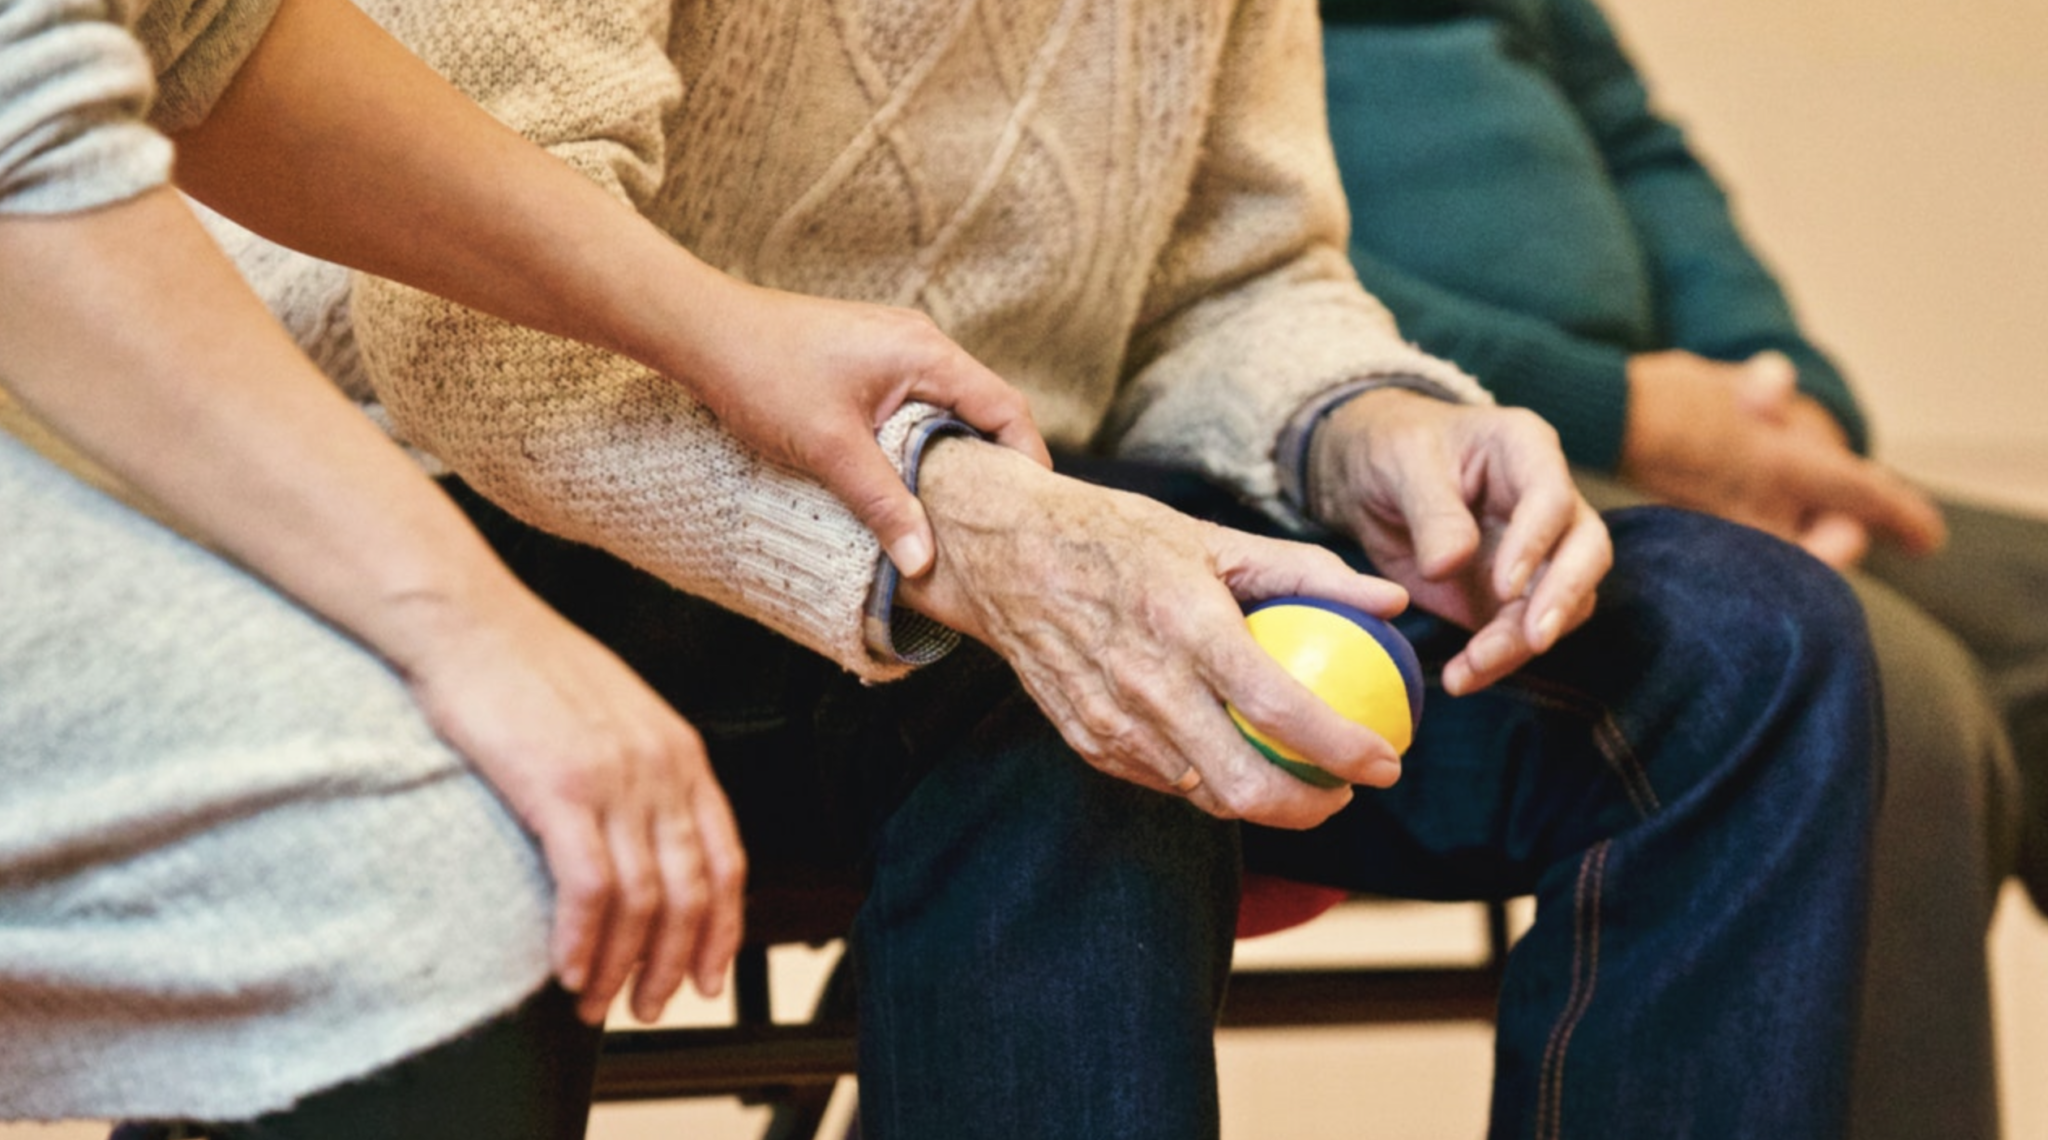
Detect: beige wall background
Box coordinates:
(1598, 0, 2048, 510)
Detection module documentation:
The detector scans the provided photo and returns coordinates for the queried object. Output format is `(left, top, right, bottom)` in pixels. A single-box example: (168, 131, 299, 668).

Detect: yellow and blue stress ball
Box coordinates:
(1230, 596, 1425, 788)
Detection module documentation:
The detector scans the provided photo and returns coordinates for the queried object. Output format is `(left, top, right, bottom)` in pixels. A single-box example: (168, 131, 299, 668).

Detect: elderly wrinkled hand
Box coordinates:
(896, 439, 1410, 830)
(1306, 388, 1613, 697)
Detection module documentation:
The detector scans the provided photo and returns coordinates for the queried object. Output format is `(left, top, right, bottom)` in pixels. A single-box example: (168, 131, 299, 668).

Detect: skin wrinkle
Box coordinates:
(910, 441, 1308, 815)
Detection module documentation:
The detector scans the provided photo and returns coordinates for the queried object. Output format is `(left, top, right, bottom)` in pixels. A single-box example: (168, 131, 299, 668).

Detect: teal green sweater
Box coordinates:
(1320, 0, 1868, 470)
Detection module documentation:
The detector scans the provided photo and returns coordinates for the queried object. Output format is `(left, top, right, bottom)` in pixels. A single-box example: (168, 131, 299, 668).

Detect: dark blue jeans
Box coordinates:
(1246, 512, 1879, 1138)
(442, 462, 1879, 1140)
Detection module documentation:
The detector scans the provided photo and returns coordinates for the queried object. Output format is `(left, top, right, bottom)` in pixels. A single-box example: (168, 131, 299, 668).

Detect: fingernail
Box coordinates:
(1534, 607, 1564, 651)
(888, 532, 933, 578)
(1363, 757, 1403, 787)
(559, 963, 586, 994)
(1504, 558, 1534, 599)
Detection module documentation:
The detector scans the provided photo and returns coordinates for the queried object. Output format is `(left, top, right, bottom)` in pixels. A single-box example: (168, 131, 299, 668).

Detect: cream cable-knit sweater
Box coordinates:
(316, 0, 1488, 681)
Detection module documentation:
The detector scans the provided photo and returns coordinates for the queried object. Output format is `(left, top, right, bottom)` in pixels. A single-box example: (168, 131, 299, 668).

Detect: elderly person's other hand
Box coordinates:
(896, 440, 1410, 830)
(1306, 389, 1613, 697)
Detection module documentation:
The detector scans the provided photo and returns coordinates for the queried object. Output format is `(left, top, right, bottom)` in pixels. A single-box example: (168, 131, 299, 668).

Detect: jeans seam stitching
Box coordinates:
(1504, 676, 1663, 818)
(1538, 839, 1609, 1140)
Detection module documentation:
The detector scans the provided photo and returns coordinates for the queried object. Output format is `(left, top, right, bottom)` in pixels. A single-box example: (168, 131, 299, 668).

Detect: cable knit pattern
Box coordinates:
(311, 0, 1487, 682)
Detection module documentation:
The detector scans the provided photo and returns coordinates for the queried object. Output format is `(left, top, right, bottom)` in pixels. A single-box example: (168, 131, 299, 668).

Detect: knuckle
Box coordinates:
(662, 881, 708, 927)
(850, 486, 907, 527)
(556, 858, 616, 909)
(1296, 542, 1354, 578)
(1068, 688, 1131, 745)
(1093, 719, 1150, 766)
(633, 722, 700, 776)
(708, 847, 749, 896)
(550, 753, 627, 806)
(1505, 407, 1562, 447)
(884, 304, 940, 334)
(1224, 685, 1291, 736)
(616, 870, 663, 920)
(667, 717, 708, 762)
(1199, 781, 1251, 821)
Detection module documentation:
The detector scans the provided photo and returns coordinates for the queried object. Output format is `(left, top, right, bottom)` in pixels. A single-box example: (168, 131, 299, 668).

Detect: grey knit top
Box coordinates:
(0, 0, 555, 1121)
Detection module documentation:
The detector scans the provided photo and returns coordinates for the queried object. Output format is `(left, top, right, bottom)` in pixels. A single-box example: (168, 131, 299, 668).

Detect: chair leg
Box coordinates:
(1484, 897, 1512, 968)
(734, 943, 774, 1027)
(760, 945, 858, 1140)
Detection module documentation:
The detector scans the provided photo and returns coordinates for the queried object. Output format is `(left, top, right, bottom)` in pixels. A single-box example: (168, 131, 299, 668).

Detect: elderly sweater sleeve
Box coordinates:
(343, 0, 938, 681)
(1102, 0, 1489, 530)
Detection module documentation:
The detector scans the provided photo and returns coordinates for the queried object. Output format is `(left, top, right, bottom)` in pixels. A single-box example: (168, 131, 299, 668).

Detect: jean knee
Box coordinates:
(1599, 508, 1879, 800)
(1604, 507, 1866, 659)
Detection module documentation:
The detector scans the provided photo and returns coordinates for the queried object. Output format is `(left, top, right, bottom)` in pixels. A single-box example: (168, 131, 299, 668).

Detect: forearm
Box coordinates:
(0, 188, 531, 672)
(351, 271, 932, 680)
(168, 0, 728, 388)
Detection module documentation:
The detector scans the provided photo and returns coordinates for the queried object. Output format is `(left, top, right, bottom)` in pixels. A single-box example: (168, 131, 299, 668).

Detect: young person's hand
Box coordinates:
(670, 284, 1049, 578)
(388, 585, 746, 1027)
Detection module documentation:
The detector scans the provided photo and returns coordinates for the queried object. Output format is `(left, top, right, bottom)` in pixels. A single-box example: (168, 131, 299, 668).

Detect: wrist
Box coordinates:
(860, 418, 979, 667)
(1618, 354, 1689, 483)
(891, 434, 986, 630)
(344, 524, 546, 684)
(1304, 387, 1427, 529)
(893, 436, 1054, 641)
(599, 238, 741, 382)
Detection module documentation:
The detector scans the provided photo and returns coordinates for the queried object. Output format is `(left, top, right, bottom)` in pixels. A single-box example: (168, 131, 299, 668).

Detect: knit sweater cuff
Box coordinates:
(1111, 275, 1491, 534)
(668, 400, 953, 685)
(1274, 373, 1469, 519)
(136, 0, 286, 134)
(860, 415, 976, 670)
